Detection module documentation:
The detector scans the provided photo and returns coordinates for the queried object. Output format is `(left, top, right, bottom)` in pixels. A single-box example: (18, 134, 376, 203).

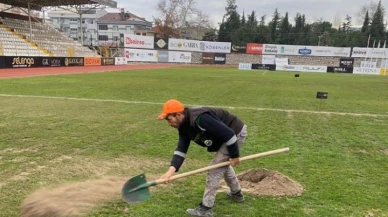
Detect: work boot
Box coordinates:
(226, 189, 245, 202)
(186, 203, 213, 217)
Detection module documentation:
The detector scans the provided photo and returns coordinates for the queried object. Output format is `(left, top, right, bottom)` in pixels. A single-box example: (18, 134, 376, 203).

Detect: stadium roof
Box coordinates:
(0, 0, 117, 11)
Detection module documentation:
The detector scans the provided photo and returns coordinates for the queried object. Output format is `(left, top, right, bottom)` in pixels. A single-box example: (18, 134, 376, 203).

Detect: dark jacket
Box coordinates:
(170, 107, 244, 171)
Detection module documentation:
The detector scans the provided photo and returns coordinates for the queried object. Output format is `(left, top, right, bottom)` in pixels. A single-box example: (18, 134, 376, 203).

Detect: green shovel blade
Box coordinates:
(121, 174, 157, 204)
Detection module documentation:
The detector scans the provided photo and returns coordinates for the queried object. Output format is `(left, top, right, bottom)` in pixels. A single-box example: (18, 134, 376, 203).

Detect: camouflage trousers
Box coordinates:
(202, 125, 248, 208)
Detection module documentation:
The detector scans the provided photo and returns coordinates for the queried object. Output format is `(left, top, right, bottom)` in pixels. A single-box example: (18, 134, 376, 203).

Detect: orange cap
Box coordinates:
(157, 99, 185, 120)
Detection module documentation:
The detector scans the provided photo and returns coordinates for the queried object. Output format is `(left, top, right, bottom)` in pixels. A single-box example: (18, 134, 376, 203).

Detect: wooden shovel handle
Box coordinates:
(156, 147, 289, 184)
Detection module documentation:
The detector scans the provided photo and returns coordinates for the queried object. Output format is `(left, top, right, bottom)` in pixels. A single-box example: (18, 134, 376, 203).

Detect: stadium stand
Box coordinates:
(1, 16, 98, 57)
(0, 16, 47, 56)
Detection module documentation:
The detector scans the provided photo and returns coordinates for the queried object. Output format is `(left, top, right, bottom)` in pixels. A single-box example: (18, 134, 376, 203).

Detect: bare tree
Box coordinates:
(153, 0, 212, 39)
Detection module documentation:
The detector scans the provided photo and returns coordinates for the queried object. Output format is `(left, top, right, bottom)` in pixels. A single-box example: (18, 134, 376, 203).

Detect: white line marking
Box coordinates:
(0, 93, 387, 117)
(262, 71, 268, 75)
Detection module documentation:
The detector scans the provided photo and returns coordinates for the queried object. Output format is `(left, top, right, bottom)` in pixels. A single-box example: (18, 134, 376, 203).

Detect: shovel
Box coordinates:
(122, 147, 289, 204)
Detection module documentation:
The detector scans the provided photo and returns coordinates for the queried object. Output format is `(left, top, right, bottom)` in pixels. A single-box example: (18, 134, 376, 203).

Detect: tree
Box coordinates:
(241, 11, 246, 26)
(370, 0, 385, 39)
(291, 13, 307, 45)
(361, 11, 370, 33)
(154, 13, 181, 38)
(278, 12, 291, 44)
(319, 31, 333, 46)
(259, 15, 266, 26)
(357, 1, 378, 25)
(218, 0, 240, 42)
(202, 28, 218, 41)
(341, 15, 352, 32)
(154, 0, 211, 38)
(247, 11, 258, 28)
(270, 8, 280, 43)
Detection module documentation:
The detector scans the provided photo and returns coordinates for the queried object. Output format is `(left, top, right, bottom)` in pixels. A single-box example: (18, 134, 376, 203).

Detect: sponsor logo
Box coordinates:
(85, 58, 100, 65)
(283, 65, 295, 70)
(12, 57, 34, 67)
(360, 61, 377, 68)
(264, 45, 278, 54)
(42, 58, 49, 66)
(204, 44, 230, 51)
(341, 61, 353, 65)
(157, 53, 168, 58)
(280, 46, 295, 54)
(251, 46, 262, 51)
(172, 41, 230, 52)
(371, 50, 387, 56)
(355, 68, 379, 73)
(333, 48, 349, 56)
(315, 49, 331, 53)
(353, 50, 367, 55)
(215, 56, 225, 61)
(298, 47, 312, 55)
(232, 45, 246, 51)
(253, 64, 273, 70)
(200, 42, 206, 51)
(65, 57, 83, 66)
(334, 67, 347, 72)
(302, 66, 324, 71)
(180, 54, 190, 60)
(177, 42, 198, 49)
(156, 39, 167, 48)
(103, 58, 114, 65)
(51, 59, 61, 66)
(239, 63, 251, 70)
(126, 37, 145, 45)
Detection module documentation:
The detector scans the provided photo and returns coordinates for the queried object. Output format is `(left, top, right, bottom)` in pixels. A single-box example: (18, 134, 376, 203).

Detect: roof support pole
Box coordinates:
(78, 6, 84, 45)
(28, 2, 32, 41)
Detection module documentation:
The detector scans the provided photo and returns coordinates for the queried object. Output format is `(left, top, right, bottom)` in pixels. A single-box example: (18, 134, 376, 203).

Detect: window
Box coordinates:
(98, 35, 108, 41)
(125, 26, 131, 32)
(98, 25, 108, 30)
(136, 33, 140, 35)
(112, 36, 119, 41)
(142, 33, 146, 36)
(113, 26, 118, 31)
(70, 18, 78, 22)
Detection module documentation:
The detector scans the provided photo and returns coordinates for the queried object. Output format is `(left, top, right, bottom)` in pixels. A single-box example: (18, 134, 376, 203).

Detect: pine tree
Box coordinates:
(361, 10, 370, 33)
(241, 11, 246, 26)
(270, 8, 280, 43)
(218, 0, 240, 42)
(279, 12, 290, 44)
(370, 0, 385, 39)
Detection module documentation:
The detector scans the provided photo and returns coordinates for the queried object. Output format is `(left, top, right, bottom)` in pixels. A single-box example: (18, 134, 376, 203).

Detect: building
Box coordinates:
(96, 8, 153, 47)
(47, 8, 153, 46)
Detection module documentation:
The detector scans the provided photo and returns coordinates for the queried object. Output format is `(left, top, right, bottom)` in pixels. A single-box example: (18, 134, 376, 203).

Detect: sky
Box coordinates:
(115, 0, 388, 28)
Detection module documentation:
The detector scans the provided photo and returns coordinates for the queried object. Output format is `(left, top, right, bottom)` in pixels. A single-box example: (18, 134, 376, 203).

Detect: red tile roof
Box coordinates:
(97, 13, 146, 21)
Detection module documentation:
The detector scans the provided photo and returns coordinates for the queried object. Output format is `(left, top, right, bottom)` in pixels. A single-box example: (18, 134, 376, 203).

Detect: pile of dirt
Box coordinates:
(20, 176, 127, 217)
(220, 168, 303, 196)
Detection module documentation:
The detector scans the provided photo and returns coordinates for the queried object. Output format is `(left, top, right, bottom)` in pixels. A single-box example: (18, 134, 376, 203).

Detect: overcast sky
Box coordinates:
(115, 0, 388, 28)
